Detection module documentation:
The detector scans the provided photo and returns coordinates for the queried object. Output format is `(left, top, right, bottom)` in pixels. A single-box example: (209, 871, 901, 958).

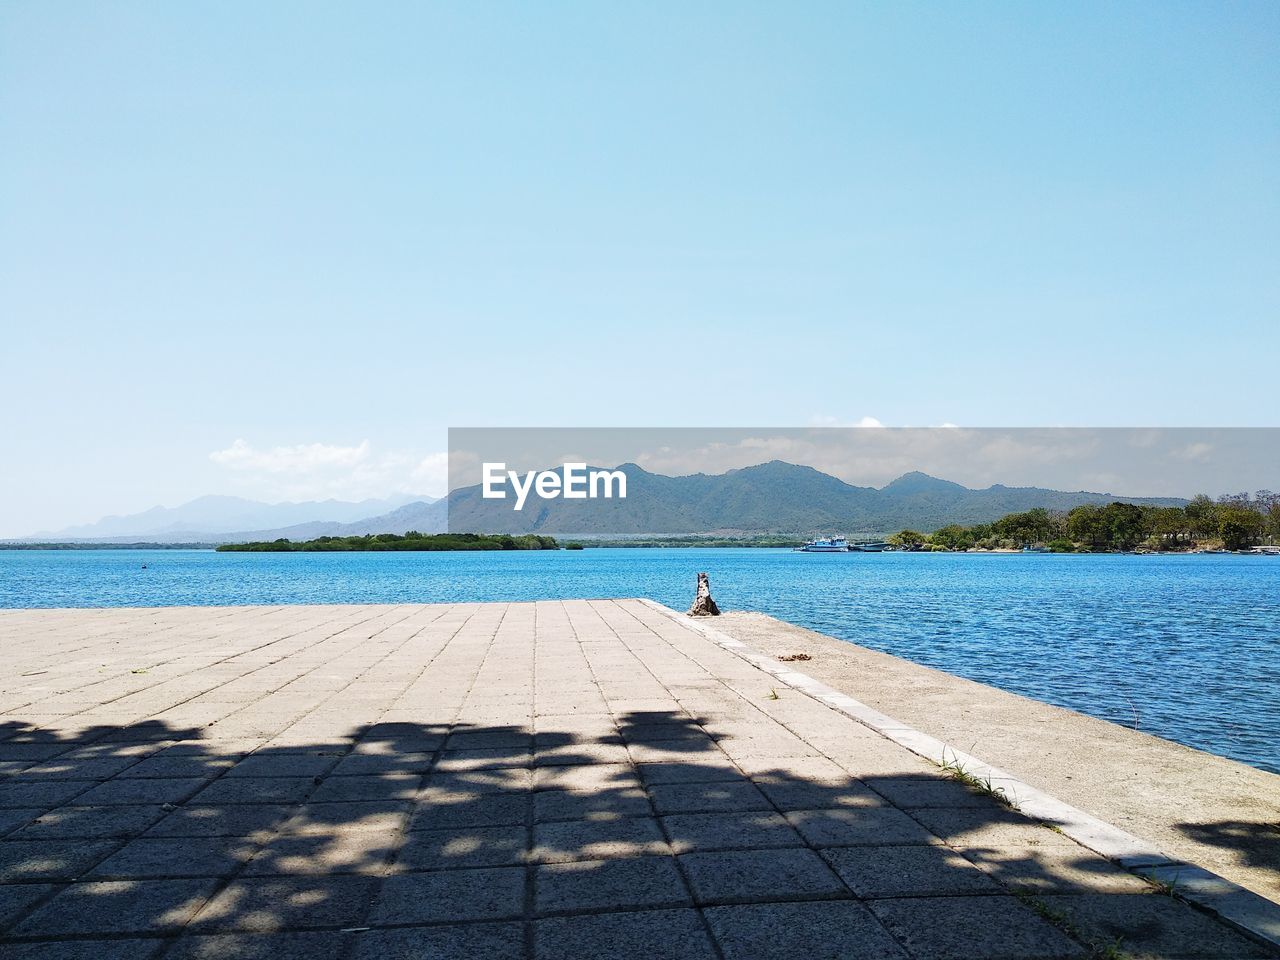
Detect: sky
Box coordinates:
(2, 2, 1278, 536)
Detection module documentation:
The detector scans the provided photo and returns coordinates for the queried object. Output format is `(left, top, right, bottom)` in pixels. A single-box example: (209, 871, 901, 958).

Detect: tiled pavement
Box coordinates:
(0, 600, 1272, 959)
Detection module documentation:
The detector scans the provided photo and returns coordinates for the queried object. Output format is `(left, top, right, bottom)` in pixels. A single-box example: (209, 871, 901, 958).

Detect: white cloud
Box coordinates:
(209, 439, 448, 501)
(1171, 442, 1213, 463)
(412, 452, 449, 497)
(810, 415, 885, 428)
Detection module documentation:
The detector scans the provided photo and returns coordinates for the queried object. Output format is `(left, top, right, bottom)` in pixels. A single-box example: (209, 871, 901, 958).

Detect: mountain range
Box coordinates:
(23, 493, 436, 543)
(12, 461, 1187, 543)
(442, 461, 1186, 538)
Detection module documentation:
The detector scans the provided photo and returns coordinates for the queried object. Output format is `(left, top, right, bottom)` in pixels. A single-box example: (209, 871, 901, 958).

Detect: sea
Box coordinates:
(1, 548, 1277, 774)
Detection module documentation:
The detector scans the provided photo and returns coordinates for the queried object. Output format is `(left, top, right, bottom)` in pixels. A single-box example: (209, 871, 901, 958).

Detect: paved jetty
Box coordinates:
(712, 610, 1280, 906)
(0, 601, 1274, 959)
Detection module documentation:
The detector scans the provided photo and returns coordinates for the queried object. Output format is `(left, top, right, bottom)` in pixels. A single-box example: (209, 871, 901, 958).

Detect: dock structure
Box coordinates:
(0, 600, 1275, 958)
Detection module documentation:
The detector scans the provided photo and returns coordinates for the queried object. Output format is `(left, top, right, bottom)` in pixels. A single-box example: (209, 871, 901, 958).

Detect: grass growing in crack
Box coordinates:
(765, 688, 780, 700)
(1142, 869, 1181, 897)
(1015, 892, 1133, 960)
(939, 747, 1017, 809)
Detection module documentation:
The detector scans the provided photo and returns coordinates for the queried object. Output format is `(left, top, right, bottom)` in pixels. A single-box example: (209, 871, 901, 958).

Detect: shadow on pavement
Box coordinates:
(0, 712, 1272, 960)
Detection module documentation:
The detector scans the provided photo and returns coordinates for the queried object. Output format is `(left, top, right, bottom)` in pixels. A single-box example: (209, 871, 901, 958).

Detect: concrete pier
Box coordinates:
(0, 601, 1275, 958)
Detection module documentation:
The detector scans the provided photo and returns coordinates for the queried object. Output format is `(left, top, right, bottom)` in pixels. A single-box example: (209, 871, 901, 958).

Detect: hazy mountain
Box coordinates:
(439, 460, 1187, 538)
(15, 462, 1188, 544)
(25, 493, 436, 541)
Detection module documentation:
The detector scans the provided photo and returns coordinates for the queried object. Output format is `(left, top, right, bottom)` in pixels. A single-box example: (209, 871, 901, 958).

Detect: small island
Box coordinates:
(217, 532, 559, 552)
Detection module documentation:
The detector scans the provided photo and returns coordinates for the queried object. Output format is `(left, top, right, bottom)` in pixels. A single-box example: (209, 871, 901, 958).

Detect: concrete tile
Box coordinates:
(244, 830, 399, 875)
(163, 738, 269, 756)
(627, 742, 726, 765)
(533, 817, 669, 862)
(446, 730, 532, 750)
(89, 836, 258, 878)
(868, 896, 1085, 960)
(308, 773, 420, 802)
(425, 767, 533, 795)
(281, 800, 411, 834)
(0, 744, 72, 763)
(11, 877, 220, 934)
(634, 760, 744, 786)
(166, 931, 354, 960)
(0, 880, 57, 927)
(754, 776, 886, 811)
(679, 848, 847, 905)
(736, 756, 849, 780)
(535, 908, 717, 960)
(962, 846, 1151, 894)
(909, 807, 1077, 848)
(225, 753, 337, 778)
(865, 775, 997, 809)
(822, 844, 1001, 898)
(535, 741, 634, 766)
(533, 787, 652, 823)
(663, 811, 804, 852)
(18, 755, 143, 780)
(395, 825, 528, 870)
(784, 807, 940, 847)
(706, 900, 910, 960)
(0, 780, 90, 808)
(146, 803, 291, 838)
(192, 875, 378, 931)
(648, 780, 771, 814)
(1038, 893, 1272, 958)
(371, 866, 525, 924)
(434, 748, 531, 772)
(533, 762, 640, 793)
(72, 777, 209, 805)
(16, 804, 166, 839)
(328, 751, 434, 777)
(0, 839, 119, 880)
(350, 922, 525, 960)
(411, 792, 528, 829)
(118, 755, 239, 779)
(193, 776, 315, 804)
(536, 855, 689, 913)
(0, 939, 166, 959)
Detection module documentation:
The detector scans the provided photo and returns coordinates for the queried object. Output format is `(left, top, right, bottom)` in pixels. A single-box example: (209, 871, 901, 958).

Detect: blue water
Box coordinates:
(2, 549, 1278, 774)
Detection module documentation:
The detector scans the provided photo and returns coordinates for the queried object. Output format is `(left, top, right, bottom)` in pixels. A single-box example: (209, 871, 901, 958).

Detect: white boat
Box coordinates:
(796, 537, 849, 553)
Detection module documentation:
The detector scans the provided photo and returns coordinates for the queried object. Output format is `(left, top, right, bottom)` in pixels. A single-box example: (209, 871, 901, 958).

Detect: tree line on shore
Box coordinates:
(216, 532, 560, 552)
(886, 492, 1280, 553)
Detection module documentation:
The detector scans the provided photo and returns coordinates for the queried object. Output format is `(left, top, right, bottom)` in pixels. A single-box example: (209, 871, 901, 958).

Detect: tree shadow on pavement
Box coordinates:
(0, 713, 1272, 960)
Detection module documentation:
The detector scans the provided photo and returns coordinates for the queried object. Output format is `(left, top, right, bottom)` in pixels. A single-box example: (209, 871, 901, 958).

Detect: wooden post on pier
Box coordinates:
(689, 572, 721, 617)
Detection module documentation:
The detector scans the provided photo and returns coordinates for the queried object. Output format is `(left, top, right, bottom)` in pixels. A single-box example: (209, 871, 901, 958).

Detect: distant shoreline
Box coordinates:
(0, 542, 220, 550)
(1, 541, 1273, 555)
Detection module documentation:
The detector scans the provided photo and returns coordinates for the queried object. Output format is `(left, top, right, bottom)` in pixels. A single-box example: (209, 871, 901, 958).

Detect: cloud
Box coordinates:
(1171, 442, 1213, 463)
(412, 452, 449, 495)
(810, 415, 885, 428)
(209, 439, 448, 501)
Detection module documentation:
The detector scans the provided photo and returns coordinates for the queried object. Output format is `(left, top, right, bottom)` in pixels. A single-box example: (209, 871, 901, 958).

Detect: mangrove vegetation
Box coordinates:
(890, 492, 1280, 552)
(217, 532, 560, 552)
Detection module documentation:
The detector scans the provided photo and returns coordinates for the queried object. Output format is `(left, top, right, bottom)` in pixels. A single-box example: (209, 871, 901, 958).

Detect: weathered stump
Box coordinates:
(688, 572, 721, 617)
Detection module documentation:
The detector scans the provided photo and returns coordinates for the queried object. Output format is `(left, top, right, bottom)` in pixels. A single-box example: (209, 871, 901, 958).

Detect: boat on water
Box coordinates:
(795, 537, 849, 553)
(850, 541, 888, 552)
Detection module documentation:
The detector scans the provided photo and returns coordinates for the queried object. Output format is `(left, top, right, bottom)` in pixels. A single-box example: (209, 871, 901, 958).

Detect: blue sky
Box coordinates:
(2, 2, 1277, 535)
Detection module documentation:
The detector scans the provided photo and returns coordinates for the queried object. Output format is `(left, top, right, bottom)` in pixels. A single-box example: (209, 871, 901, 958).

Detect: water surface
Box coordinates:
(1, 549, 1277, 773)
